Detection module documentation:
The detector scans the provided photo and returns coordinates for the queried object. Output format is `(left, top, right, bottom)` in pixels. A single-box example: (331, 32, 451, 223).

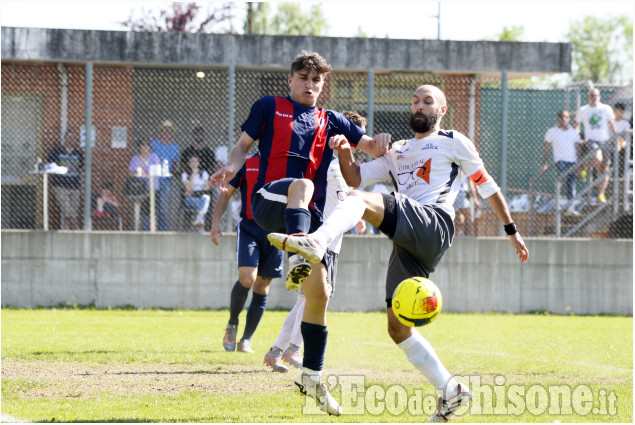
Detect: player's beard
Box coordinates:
(409, 110, 439, 134)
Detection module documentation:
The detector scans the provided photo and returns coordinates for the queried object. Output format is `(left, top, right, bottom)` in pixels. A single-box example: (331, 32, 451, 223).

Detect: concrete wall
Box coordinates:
(1, 27, 570, 77)
(2, 230, 631, 315)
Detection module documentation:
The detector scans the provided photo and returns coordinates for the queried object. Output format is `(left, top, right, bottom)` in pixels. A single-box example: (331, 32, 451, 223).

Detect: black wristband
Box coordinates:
(504, 223, 518, 236)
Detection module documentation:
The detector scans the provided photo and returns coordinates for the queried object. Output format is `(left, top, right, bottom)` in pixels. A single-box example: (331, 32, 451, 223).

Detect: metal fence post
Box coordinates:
(83, 62, 94, 231)
(367, 69, 374, 136)
(225, 65, 235, 232)
(499, 70, 509, 236)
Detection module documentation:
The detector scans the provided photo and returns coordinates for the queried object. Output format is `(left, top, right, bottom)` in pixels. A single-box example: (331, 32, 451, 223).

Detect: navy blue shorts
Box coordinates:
(251, 178, 323, 234)
(237, 219, 284, 279)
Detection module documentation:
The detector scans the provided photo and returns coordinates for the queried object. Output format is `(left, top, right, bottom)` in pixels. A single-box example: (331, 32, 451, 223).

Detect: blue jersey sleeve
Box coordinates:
(326, 110, 366, 146)
(241, 96, 275, 141)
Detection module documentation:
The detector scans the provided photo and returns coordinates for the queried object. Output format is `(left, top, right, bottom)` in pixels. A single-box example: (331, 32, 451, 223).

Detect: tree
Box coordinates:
(244, 2, 327, 36)
(121, 2, 236, 33)
(566, 15, 633, 84)
(497, 25, 525, 42)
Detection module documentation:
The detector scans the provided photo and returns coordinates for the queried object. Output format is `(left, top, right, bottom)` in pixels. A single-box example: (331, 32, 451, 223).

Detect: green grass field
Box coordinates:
(1, 308, 632, 423)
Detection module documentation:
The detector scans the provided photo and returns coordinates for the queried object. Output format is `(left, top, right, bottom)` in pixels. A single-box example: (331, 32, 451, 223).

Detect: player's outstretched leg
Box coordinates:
(294, 372, 342, 416)
(429, 383, 472, 422)
(267, 233, 326, 264)
(263, 346, 289, 373)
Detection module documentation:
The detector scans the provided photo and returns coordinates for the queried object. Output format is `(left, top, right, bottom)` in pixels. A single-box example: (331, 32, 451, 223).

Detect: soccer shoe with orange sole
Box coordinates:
(223, 324, 238, 352)
(263, 347, 289, 373)
(282, 344, 303, 369)
(267, 233, 325, 264)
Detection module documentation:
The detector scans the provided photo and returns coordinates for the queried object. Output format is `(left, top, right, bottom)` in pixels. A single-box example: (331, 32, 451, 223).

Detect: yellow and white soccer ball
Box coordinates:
(392, 277, 443, 327)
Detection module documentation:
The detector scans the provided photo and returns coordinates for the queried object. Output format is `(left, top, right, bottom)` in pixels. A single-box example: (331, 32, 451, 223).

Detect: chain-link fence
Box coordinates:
(2, 62, 632, 238)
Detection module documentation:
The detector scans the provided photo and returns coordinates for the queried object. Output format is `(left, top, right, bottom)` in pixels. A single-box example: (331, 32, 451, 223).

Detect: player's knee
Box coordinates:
(237, 278, 254, 289)
(289, 178, 314, 195)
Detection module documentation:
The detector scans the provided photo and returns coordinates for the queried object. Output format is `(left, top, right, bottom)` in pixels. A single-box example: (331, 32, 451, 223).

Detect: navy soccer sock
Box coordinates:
(242, 292, 268, 341)
(285, 208, 311, 235)
(300, 322, 328, 371)
(228, 281, 249, 326)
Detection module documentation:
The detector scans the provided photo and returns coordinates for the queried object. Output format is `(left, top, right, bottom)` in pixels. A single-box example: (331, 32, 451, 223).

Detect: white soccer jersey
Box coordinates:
(359, 130, 500, 219)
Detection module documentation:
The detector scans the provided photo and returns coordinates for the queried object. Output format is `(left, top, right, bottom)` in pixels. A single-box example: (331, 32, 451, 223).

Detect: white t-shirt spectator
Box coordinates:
(575, 103, 615, 142)
(544, 125, 580, 163)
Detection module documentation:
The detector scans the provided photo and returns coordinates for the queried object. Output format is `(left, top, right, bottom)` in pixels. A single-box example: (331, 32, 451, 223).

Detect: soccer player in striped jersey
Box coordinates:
(268, 84, 529, 422)
(210, 51, 390, 416)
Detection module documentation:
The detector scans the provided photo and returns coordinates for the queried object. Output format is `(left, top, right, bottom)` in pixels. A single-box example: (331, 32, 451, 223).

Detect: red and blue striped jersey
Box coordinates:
(228, 152, 260, 221)
(241, 95, 366, 215)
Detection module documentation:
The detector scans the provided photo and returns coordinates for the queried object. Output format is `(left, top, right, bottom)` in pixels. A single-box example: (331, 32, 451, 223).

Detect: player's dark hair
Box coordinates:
(342, 110, 367, 128)
(291, 50, 332, 76)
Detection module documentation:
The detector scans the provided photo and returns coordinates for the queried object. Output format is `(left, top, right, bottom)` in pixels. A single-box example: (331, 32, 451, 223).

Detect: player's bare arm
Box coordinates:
(209, 131, 255, 191)
(329, 134, 362, 187)
(486, 191, 530, 263)
(356, 133, 391, 158)
(210, 183, 237, 246)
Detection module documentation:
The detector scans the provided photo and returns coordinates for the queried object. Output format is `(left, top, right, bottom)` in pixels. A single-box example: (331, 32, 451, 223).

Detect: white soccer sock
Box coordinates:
(397, 330, 458, 397)
(311, 195, 366, 248)
(290, 293, 305, 347)
(274, 293, 304, 350)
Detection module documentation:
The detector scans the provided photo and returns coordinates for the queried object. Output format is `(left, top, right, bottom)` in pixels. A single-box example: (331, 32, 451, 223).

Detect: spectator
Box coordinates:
(181, 155, 211, 232)
(540, 110, 582, 200)
(47, 129, 83, 230)
(614, 103, 632, 176)
(573, 89, 617, 203)
(180, 126, 215, 174)
(151, 120, 180, 230)
(128, 138, 160, 231)
(91, 182, 121, 229)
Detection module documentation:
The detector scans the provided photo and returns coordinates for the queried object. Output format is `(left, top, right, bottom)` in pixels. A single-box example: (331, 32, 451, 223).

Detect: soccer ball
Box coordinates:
(392, 277, 442, 327)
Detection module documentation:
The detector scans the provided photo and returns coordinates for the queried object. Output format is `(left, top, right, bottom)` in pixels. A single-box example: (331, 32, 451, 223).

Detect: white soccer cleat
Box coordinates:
(237, 338, 254, 353)
(267, 233, 326, 264)
(429, 383, 472, 422)
(294, 372, 342, 416)
(285, 255, 311, 291)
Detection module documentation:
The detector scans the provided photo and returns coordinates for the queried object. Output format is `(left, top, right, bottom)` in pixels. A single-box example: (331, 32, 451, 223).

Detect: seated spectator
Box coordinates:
(92, 182, 120, 219)
(181, 155, 211, 231)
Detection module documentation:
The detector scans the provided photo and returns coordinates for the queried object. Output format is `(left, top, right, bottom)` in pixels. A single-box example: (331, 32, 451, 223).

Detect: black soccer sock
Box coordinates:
(242, 292, 267, 341)
(228, 281, 249, 326)
(300, 321, 328, 371)
(285, 208, 311, 235)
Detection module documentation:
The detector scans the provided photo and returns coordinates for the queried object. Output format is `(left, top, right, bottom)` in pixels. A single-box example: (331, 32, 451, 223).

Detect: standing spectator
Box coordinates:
(540, 110, 582, 200)
(613, 103, 632, 176)
(180, 126, 215, 174)
(151, 120, 180, 231)
(573, 89, 617, 203)
(128, 139, 160, 231)
(47, 129, 83, 230)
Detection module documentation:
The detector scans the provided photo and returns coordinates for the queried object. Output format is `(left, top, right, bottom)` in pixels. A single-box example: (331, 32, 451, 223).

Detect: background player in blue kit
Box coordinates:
(211, 152, 284, 354)
(268, 85, 529, 422)
(210, 51, 390, 415)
